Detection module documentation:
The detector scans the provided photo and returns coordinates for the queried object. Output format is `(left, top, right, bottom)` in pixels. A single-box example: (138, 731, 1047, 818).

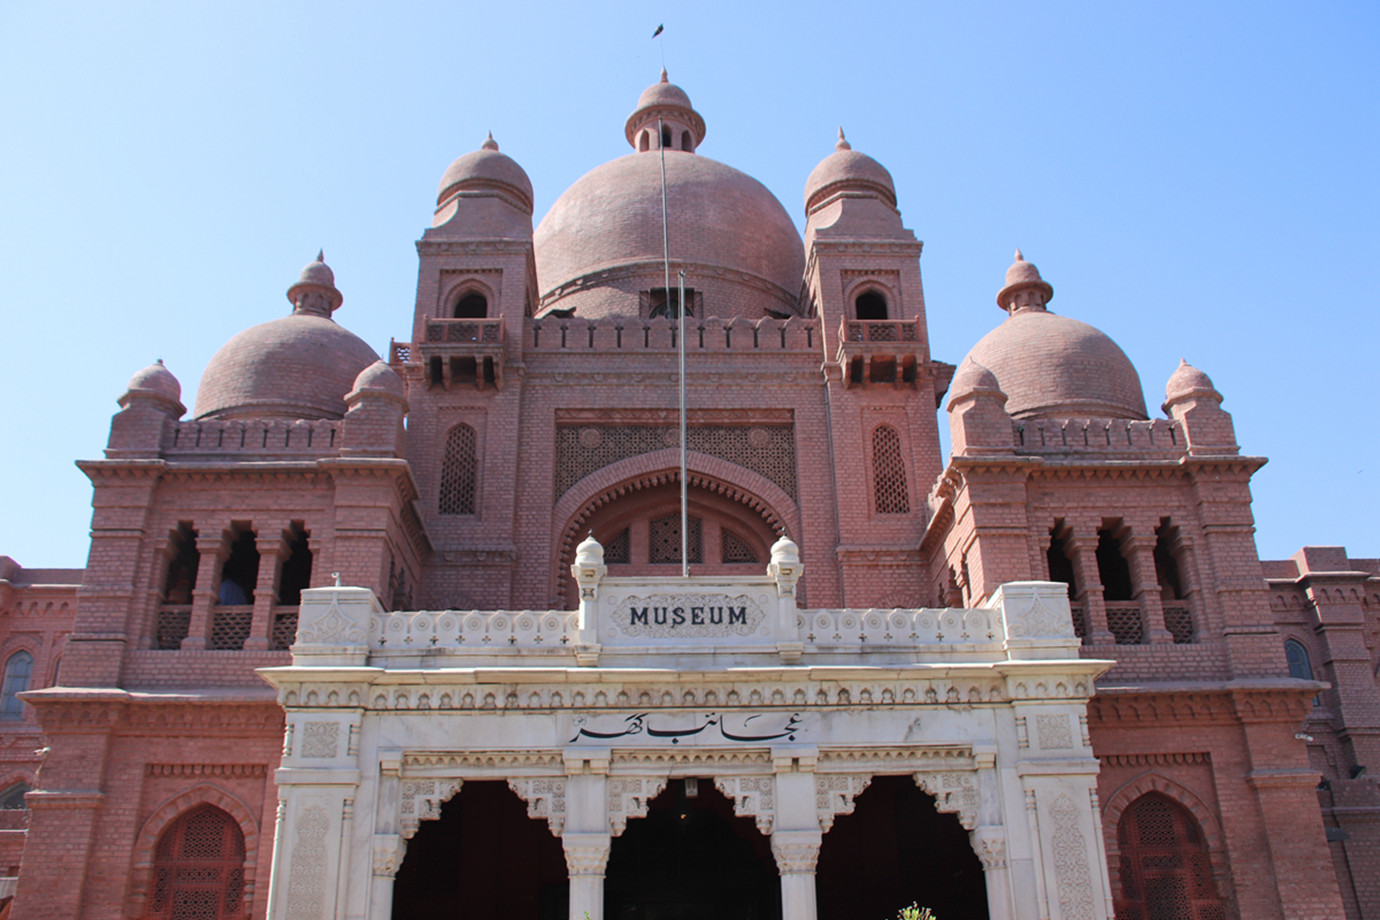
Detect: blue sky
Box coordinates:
(1, 1, 1375, 568)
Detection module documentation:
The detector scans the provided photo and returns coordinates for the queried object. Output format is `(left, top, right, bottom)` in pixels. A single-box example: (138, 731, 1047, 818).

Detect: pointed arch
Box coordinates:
(551, 449, 800, 604)
(126, 785, 261, 920)
(1102, 772, 1231, 910)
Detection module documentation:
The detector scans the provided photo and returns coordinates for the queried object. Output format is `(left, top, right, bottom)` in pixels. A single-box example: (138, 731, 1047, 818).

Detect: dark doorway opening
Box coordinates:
(392, 781, 568, 920)
(816, 776, 988, 920)
(605, 778, 780, 920)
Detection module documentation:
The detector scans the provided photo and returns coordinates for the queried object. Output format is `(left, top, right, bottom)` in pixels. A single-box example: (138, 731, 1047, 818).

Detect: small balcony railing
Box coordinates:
(1105, 604, 1146, 645)
(836, 318, 924, 388)
(1162, 604, 1195, 644)
(424, 317, 504, 345)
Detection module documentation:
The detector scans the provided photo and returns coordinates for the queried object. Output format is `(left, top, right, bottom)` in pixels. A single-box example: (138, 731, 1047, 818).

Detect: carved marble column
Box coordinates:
(971, 826, 1012, 920)
(564, 832, 611, 920)
(368, 751, 405, 920)
(770, 830, 821, 920)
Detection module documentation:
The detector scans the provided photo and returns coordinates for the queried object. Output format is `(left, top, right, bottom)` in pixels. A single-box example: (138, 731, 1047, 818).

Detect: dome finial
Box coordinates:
(836, 127, 851, 151)
(659, 67, 669, 83)
(997, 250, 1053, 313)
(288, 252, 342, 317)
(482, 131, 498, 151)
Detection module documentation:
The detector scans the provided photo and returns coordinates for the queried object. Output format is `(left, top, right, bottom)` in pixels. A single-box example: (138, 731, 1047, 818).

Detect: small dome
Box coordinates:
(437, 134, 534, 213)
(946, 357, 1007, 411)
(624, 69, 706, 150)
(297, 251, 335, 288)
(122, 360, 182, 405)
(1164, 359, 1220, 408)
(963, 311, 1147, 420)
(287, 251, 344, 316)
(574, 533, 605, 567)
(635, 72, 692, 110)
(769, 534, 800, 567)
(804, 129, 896, 213)
(997, 250, 1054, 311)
(349, 360, 405, 400)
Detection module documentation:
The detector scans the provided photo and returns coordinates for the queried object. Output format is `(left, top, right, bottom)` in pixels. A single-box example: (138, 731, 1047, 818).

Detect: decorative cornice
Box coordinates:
(144, 763, 268, 778)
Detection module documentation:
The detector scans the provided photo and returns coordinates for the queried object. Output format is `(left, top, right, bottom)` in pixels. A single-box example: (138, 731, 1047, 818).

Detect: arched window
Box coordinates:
(1285, 639, 1313, 681)
(454, 292, 487, 318)
(681, 130, 693, 152)
(0, 652, 33, 720)
(439, 424, 478, 515)
(872, 425, 910, 514)
(639, 131, 650, 152)
(855, 290, 888, 320)
(147, 805, 246, 920)
(661, 126, 672, 149)
(0, 782, 31, 810)
(1115, 794, 1225, 920)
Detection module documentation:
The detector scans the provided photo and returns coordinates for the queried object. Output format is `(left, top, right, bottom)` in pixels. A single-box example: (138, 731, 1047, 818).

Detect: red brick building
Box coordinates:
(0, 73, 1375, 919)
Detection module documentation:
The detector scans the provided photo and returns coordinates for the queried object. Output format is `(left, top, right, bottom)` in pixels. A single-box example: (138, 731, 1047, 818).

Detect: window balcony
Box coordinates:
(836, 317, 924, 388)
(410, 316, 506, 390)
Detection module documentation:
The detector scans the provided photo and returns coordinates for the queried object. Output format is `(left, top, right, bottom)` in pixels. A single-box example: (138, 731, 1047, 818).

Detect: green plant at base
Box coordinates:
(895, 904, 935, 920)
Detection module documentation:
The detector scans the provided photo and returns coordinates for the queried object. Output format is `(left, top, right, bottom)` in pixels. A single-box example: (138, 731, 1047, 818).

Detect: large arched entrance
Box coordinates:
(392, 781, 568, 920)
(604, 778, 780, 920)
(816, 776, 988, 920)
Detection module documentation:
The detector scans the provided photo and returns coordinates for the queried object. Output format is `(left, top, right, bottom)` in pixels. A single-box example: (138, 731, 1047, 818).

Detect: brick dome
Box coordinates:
(945, 356, 1006, 410)
(349, 360, 405, 401)
(963, 311, 1147, 420)
(194, 257, 380, 420)
(534, 152, 804, 317)
(804, 129, 896, 214)
(1164, 358, 1218, 404)
(121, 360, 182, 408)
(437, 134, 533, 214)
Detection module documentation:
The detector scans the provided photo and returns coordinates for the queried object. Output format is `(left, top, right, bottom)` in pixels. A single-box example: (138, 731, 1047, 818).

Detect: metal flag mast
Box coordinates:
(657, 112, 690, 579)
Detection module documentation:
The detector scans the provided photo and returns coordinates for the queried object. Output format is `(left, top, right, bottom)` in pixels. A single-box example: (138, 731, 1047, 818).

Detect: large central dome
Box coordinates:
(533, 73, 804, 319)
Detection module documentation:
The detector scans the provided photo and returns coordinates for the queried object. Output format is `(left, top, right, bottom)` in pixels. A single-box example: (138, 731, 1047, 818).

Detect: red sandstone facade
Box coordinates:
(0, 74, 1375, 919)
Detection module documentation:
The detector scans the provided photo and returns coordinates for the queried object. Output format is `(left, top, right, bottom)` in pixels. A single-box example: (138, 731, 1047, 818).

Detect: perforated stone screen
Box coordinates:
(555, 425, 796, 500)
(604, 528, 631, 564)
(721, 530, 759, 564)
(871, 425, 910, 514)
(149, 806, 246, 920)
(1115, 795, 1225, 920)
(439, 424, 478, 515)
(649, 514, 703, 564)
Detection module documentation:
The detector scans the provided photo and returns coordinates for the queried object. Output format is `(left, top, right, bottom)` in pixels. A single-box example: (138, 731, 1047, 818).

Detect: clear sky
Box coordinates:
(1, 1, 1375, 569)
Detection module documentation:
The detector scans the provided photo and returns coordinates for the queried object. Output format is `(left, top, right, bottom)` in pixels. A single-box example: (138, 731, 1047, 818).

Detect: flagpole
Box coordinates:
(678, 268, 688, 578)
(656, 116, 688, 577)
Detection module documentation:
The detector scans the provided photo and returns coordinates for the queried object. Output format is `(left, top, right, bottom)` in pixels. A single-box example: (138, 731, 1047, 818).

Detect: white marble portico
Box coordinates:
(259, 537, 1116, 920)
